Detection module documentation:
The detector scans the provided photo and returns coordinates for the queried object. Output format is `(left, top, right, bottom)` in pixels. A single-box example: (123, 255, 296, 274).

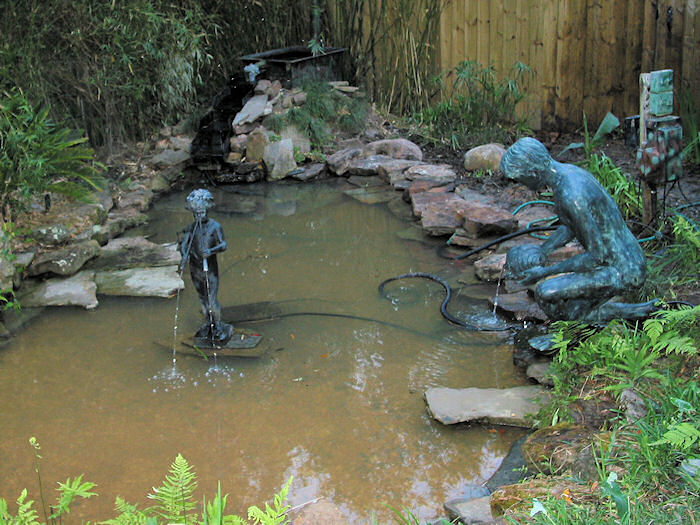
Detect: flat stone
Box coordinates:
(425, 385, 548, 427)
(233, 94, 269, 126)
(27, 240, 101, 277)
(363, 138, 423, 161)
(87, 237, 180, 271)
(489, 291, 548, 322)
(343, 187, 395, 205)
(404, 163, 457, 185)
(460, 203, 519, 238)
(445, 496, 502, 525)
(410, 192, 470, 236)
(526, 359, 554, 387)
(326, 147, 364, 176)
(91, 208, 149, 245)
(346, 154, 395, 176)
(95, 266, 184, 298)
(292, 500, 349, 525)
(116, 188, 154, 212)
(291, 163, 327, 181)
(280, 124, 310, 154)
(475, 253, 506, 282)
(376, 158, 420, 185)
(19, 270, 98, 309)
(150, 148, 190, 167)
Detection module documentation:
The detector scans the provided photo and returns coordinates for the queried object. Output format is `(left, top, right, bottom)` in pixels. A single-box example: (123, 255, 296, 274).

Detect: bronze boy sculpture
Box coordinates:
(501, 137, 658, 323)
(179, 188, 233, 345)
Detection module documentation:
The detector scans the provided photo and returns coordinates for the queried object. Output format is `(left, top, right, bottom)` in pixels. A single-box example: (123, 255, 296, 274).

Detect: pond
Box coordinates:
(1, 180, 528, 523)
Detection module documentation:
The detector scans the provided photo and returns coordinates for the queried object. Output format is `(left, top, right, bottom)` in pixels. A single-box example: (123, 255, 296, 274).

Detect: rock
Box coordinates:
(254, 79, 271, 94)
(489, 477, 595, 518)
(376, 159, 421, 185)
(263, 138, 297, 181)
(229, 134, 248, 153)
(521, 423, 601, 480)
(347, 175, 385, 187)
(526, 359, 554, 387)
(326, 147, 364, 176)
(463, 144, 506, 172)
(364, 138, 423, 161)
(485, 435, 531, 492)
(95, 266, 183, 298)
(445, 496, 502, 525)
(246, 128, 270, 162)
(233, 94, 269, 126)
(266, 79, 282, 98)
(455, 187, 501, 207)
(1, 305, 45, 336)
(292, 91, 307, 106)
(404, 179, 454, 197)
(27, 240, 101, 277)
(460, 204, 519, 238)
(18, 271, 98, 309)
(346, 154, 395, 176)
(280, 125, 311, 155)
(292, 500, 349, 525)
(619, 388, 648, 423)
(404, 163, 457, 185)
(117, 188, 154, 212)
(343, 187, 395, 205)
(31, 224, 72, 246)
(87, 237, 180, 271)
(151, 148, 190, 167)
(475, 253, 506, 282)
(91, 208, 149, 245)
(410, 192, 469, 236)
(291, 163, 327, 181)
(9, 252, 35, 289)
(424, 385, 549, 427)
(0, 258, 14, 291)
(489, 291, 548, 322)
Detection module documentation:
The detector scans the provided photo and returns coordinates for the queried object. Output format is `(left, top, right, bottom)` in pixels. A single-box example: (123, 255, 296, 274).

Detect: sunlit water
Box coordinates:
(1, 180, 527, 523)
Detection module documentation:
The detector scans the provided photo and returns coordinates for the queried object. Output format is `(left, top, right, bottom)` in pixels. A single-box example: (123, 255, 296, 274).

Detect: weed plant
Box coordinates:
(584, 154, 642, 220)
(410, 61, 532, 149)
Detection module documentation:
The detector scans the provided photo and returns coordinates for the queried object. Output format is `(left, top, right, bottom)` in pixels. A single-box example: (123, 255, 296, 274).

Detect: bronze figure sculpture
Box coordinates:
(501, 137, 658, 323)
(179, 188, 233, 345)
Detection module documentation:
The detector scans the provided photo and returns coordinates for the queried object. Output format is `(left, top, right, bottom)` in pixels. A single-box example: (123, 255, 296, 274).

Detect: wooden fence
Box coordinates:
(436, 0, 699, 129)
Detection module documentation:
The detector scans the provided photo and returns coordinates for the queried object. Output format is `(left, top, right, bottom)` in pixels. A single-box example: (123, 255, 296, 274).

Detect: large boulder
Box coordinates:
(233, 94, 272, 126)
(263, 138, 297, 181)
(363, 138, 423, 161)
(245, 127, 270, 162)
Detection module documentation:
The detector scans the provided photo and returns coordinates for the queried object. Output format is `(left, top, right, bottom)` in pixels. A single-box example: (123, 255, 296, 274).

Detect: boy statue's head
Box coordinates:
(186, 188, 215, 220)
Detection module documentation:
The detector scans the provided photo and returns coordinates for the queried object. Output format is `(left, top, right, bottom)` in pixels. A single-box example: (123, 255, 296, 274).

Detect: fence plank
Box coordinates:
(555, 0, 587, 126)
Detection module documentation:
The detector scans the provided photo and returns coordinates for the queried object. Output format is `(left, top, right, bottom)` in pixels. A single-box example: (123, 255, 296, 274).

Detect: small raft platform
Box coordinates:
(159, 331, 264, 358)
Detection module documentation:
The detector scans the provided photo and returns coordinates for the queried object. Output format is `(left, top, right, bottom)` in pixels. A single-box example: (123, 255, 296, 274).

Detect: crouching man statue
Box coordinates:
(179, 188, 233, 345)
(501, 137, 658, 323)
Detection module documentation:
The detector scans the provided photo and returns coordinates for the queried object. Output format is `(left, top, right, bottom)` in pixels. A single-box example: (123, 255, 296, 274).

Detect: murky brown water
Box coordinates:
(1, 181, 527, 523)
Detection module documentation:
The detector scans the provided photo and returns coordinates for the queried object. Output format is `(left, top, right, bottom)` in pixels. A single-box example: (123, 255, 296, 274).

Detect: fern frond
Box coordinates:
(651, 422, 700, 450)
(147, 454, 197, 525)
(101, 496, 148, 525)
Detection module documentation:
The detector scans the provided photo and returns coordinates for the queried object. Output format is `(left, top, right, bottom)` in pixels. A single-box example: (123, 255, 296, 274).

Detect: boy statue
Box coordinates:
(179, 188, 233, 344)
(500, 137, 658, 323)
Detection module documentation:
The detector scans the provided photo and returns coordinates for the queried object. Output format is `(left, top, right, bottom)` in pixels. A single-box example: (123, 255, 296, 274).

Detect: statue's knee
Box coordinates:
(535, 282, 558, 303)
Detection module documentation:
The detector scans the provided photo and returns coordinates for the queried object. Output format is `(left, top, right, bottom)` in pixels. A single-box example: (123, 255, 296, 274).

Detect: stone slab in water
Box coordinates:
(444, 495, 497, 525)
(425, 385, 548, 427)
(184, 332, 264, 358)
(95, 266, 184, 298)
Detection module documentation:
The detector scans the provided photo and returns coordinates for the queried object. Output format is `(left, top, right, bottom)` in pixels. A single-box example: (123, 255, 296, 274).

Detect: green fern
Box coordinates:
(245, 477, 292, 525)
(651, 422, 700, 450)
(0, 489, 41, 525)
(101, 496, 149, 525)
(147, 454, 197, 525)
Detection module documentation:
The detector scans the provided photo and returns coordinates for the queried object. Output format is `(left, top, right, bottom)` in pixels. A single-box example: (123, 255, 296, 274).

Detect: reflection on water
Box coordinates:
(0, 181, 527, 523)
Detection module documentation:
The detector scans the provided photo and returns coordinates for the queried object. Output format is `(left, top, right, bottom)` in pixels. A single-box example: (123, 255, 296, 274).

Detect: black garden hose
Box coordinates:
(378, 272, 510, 331)
(438, 225, 559, 260)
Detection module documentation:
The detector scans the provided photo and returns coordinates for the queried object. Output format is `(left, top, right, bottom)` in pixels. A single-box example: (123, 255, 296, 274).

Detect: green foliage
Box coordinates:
(1, 1, 215, 150)
(0, 87, 103, 222)
(265, 82, 368, 150)
(411, 61, 532, 149)
(147, 454, 197, 525)
(559, 112, 620, 160)
(638, 214, 700, 301)
(680, 88, 700, 166)
(0, 438, 97, 525)
(584, 154, 641, 219)
(244, 476, 291, 525)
